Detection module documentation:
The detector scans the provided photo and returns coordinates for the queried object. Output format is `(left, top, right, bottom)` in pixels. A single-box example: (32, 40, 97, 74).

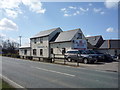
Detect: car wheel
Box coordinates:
(67, 58, 72, 62)
(83, 58, 88, 64)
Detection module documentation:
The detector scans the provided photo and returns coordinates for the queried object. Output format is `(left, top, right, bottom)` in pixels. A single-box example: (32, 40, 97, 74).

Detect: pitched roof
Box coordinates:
(54, 28, 80, 42)
(30, 27, 61, 39)
(100, 39, 120, 49)
(99, 40, 108, 48)
(19, 46, 31, 49)
(86, 35, 103, 46)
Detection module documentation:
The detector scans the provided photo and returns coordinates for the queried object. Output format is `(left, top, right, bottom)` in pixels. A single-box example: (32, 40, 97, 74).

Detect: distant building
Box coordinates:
(98, 39, 120, 56)
(86, 35, 104, 49)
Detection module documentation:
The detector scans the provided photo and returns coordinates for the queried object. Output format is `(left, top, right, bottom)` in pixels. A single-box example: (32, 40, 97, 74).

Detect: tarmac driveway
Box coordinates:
(54, 59, 119, 72)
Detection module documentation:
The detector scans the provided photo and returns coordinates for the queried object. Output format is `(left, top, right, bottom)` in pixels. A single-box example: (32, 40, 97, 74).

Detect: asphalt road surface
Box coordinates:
(1, 56, 118, 88)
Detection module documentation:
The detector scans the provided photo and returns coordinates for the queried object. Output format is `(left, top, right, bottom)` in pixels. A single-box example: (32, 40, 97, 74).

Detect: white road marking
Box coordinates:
(32, 67, 75, 77)
(0, 74, 25, 89)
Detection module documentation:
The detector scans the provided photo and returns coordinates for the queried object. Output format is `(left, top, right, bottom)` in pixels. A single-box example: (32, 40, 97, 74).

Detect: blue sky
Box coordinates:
(0, 0, 119, 46)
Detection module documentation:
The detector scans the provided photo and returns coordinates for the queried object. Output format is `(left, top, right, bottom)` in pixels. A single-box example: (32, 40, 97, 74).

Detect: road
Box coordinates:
(1, 56, 118, 88)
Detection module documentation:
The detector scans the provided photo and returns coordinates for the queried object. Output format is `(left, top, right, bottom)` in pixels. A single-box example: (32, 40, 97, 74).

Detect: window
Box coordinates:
(51, 48, 53, 54)
(33, 49, 36, 55)
(34, 38, 36, 44)
(40, 38, 43, 43)
(40, 49, 43, 55)
(24, 50, 27, 55)
(62, 48, 66, 54)
(77, 33, 82, 39)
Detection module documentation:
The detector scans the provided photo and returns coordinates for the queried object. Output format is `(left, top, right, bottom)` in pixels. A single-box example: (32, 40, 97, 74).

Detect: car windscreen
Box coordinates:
(88, 50, 96, 54)
(79, 50, 89, 54)
(94, 51, 103, 54)
(67, 51, 79, 54)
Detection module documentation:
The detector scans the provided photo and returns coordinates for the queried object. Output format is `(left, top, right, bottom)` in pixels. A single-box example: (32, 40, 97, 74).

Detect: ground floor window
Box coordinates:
(51, 48, 53, 54)
(33, 49, 36, 55)
(62, 48, 66, 55)
(24, 50, 27, 55)
(40, 49, 43, 55)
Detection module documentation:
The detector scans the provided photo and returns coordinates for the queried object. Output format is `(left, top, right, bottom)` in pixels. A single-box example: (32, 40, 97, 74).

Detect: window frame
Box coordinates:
(40, 49, 43, 56)
(33, 49, 36, 55)
(24, 49, 27, 55)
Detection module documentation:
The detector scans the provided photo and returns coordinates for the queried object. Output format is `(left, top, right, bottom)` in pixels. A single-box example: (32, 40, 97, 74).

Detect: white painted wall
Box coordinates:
(50, 42, 72, 55)
(19, 48, 31, 56)
(31, 36, 49, 58)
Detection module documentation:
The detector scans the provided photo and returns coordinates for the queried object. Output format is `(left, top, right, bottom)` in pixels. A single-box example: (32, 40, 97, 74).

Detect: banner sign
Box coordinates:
(72, 40, 87, 50)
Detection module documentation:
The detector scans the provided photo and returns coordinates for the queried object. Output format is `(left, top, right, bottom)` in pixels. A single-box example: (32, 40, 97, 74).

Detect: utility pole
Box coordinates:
(19, 36, 22, 47)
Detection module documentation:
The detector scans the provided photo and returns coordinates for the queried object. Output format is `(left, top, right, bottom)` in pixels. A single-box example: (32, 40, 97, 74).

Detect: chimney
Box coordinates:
(108, 40, 111, 49)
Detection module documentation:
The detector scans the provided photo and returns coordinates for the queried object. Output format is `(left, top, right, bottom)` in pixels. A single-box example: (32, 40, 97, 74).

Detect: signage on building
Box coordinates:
(37, 46, 45, 48)
(72, 40, 87, 50)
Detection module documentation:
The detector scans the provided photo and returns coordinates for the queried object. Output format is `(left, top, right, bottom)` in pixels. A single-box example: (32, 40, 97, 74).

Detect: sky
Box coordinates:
(0, 0, 119, 46)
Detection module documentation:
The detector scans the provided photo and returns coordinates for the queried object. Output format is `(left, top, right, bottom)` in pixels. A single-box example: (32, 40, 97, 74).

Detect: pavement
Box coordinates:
(1, 56, 119, 88)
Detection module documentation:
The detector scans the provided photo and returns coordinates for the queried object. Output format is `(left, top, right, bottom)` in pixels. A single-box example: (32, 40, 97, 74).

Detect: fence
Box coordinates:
(51, 54, 80, 66)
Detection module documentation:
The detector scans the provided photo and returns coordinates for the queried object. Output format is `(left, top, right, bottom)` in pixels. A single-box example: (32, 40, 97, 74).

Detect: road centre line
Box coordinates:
(32, 66, 75, 77)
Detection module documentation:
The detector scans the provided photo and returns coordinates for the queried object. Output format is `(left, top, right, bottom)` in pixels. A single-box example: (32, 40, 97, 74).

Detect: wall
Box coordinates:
(98, 49, 120, 56)
(50, 42, 72, 55)
(19, 48, 31, 57)
(31, 36, 49, 58)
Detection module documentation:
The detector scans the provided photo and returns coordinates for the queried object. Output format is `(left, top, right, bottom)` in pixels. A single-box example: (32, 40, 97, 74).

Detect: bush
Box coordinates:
(2, 53, 20, 58)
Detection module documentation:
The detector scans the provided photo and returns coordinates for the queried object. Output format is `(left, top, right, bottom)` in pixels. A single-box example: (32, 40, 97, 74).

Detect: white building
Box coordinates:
(19, 27, 87, 60)
(50, 28, 86, 55)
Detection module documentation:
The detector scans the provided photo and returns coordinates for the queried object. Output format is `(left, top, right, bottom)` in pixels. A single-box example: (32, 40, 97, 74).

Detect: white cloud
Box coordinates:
(93, 8, 105, 15)
(88, 3, 92, 6)
(104, 0, 119, 8)
(5, 9, 18, 18)
(69, 6, 77, 9)
(100, 11, 105, 15)
(0, 18, 18, 31)
(80, 7, 89, 12)
(86, 35, 91, 37)
(24, 0, 46, 14)
(106, 27, 114, 32)
(0, 0, 46, 18)
(93, 8, 102, 13)
(0, 33, 6, 37)
(73, 11, 80, 16)
(61, 6, 89, 17)
(64, 14, 71, 17)
(61, 8, 66, 11)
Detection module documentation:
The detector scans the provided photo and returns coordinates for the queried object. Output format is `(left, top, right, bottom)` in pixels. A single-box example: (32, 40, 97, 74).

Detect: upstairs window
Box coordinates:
(34, 38, 36, 44)
(40, 38, 43, 43)
(77, 33, 82, 39)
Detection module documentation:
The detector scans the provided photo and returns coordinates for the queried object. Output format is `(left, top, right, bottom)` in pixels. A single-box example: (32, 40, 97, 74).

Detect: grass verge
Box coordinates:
(0, 79, 16, 90)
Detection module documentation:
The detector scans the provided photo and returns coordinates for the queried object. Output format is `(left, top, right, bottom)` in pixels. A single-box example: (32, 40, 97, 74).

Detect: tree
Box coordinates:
(1, 39, 19, 54)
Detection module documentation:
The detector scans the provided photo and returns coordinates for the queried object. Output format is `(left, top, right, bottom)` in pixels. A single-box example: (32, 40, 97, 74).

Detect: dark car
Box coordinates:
(93, 50, 113, 62)
(65, 49, 98, 64)
(88, 50, 105, 62)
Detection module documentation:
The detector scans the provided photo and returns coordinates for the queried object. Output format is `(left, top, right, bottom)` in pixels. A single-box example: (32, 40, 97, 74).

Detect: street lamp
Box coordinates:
(19, 36, 22, 47)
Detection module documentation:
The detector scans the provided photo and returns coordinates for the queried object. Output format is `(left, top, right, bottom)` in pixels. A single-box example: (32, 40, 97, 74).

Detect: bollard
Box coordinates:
(77, 60, 79, 66)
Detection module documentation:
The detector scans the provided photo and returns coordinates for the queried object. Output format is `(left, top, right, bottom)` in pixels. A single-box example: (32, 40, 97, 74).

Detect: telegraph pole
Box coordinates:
(19, 36, 22, 47)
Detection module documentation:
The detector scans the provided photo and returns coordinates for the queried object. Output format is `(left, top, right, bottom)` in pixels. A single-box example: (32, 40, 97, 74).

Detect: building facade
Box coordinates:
(19, 27, 87, 60)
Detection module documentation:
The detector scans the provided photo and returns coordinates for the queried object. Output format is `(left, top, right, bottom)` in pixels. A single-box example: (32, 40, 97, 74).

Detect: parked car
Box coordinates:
(91, 50, 113, 62)
(87, 50, 105, 62)
(65, 49, 98, 64)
